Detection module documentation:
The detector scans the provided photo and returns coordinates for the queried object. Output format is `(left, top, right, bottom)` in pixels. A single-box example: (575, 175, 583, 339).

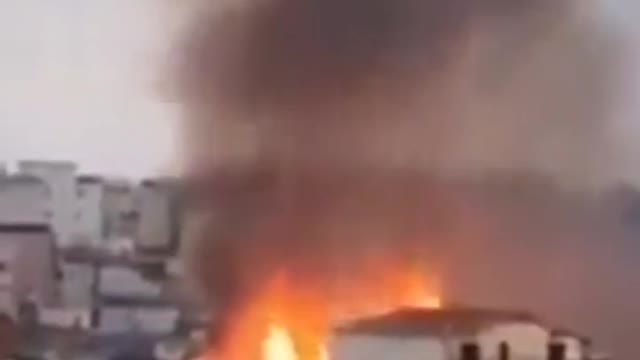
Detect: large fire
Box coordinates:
(262, 324, 298, 360)
(202, 263, 440, 360)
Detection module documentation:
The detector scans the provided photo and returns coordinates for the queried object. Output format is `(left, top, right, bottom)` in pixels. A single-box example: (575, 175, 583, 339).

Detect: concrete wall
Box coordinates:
(0, 229, 58, 307)
(99, 307, 179, 334)
(60, 263, 94, 308)
(103, 180, 137, 240)
(0, 177, 49, 225)
(331, 335, 447, 360)
(331, 321, 551, 360)
(555, 335, 584, 360)
(135, 181, 175, 251)
(73, 180, 105, 246)
(40, 307, 91, 329)
(99, 266, 161, 298)
(19, 161, 78, 247)
(477, 322, 550, 360)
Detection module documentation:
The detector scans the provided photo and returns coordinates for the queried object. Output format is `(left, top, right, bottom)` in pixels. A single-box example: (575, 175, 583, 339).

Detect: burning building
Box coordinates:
(333, 307, 589, 360)
(172, 0, 627, 358)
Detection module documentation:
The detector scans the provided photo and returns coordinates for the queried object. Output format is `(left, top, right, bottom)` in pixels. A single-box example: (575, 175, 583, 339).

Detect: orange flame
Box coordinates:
(205, 263, 440, 360)
(263, 324, 297, 360)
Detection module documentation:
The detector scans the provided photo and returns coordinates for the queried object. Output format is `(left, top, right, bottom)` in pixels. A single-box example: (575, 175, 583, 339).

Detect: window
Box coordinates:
(460, 342, 480, 360)
(548, 342, 566, 360)
(499, 341, 510, 360)
(0, 262, 7, 272)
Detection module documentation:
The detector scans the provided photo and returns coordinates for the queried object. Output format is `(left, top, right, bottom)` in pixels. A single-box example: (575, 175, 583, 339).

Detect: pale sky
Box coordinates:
(0, 0, 179, 178)
(0, 0, 639, 179)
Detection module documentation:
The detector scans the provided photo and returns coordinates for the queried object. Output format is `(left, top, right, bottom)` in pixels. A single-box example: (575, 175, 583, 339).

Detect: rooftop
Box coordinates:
(550, 328, 591, 343)
(141, 177, 180, 189)
(18, 160, 77, 169)
(0, 223, 51, 234)
(77, 175, 104, 184)
(0, 174, 46, 186)
(338, 307, 542, 337)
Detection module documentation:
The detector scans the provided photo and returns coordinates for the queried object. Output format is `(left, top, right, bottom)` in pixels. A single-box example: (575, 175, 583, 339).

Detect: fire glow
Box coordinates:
(205, 264, 441, 360)
(262, 325, 298, 360)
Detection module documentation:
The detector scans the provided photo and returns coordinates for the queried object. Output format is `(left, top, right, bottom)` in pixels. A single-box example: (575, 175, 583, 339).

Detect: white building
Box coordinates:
(99, 266, 162, 298)
(0, 224, 59, 319)
(103, 179, 137, 240)
(99, 306, 179, 335)
(60, 263, 95, 308)
(97, 265, 178, 334)
(135, 179, 179, 252)
(18, 161, 78, 247)
(332, 307, 586, 360)
(550, 329, 590, 360)
(0, 175, 50, 225)
(40, 307, 92, 329)
(73, 175, 106, 246)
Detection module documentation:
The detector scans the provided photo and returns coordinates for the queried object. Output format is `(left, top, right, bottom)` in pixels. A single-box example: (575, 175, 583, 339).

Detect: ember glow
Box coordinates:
(206, 264, 440, 360)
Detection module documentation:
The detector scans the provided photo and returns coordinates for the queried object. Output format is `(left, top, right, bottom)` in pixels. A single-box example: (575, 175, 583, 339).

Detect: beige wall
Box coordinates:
(555, 336, 583, 360)
(73, 181, 105, 246)
(19, 161, 78, 247)
(331, 334, 447, 360)
(477, 322, 550, 360)
(0, 179, 49, 225)
(0, 231, 58, 307)
(331, 321, 553, 360)
(136, 183, 174, 250)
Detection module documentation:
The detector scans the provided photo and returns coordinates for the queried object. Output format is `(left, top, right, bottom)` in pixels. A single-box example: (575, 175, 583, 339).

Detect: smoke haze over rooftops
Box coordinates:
(174, 0, 639, 358)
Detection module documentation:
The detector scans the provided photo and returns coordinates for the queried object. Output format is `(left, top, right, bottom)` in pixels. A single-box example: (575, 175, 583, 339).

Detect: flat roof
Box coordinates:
(338, 307, 543, 337)
(0, 223, 51, 233)
(77, 175, 104, 184)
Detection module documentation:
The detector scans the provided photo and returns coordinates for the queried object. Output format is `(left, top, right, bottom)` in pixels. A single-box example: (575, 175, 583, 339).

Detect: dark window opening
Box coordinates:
(548, 342, 566, 360)
(461, 342, 480, 360)
(499, 341, 510, 360)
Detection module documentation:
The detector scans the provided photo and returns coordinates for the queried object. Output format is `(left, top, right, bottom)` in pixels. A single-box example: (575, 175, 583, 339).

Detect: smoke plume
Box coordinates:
(174, 0, 634, 357)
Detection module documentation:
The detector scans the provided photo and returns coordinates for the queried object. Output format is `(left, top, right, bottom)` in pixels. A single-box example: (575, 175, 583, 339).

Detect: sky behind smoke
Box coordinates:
(0, 0, 639, 180)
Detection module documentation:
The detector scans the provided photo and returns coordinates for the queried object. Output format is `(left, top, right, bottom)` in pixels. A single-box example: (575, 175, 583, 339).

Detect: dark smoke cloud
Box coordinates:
(173, 0, 633, 357)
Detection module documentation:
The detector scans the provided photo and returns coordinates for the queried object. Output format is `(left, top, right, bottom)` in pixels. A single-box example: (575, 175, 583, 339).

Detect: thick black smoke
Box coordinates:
(173, 0, 633, 357)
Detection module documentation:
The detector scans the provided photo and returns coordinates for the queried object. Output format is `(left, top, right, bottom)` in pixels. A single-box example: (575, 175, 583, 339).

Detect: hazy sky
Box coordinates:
(0, 0, 639, 179)
(0, 0, 179, 178)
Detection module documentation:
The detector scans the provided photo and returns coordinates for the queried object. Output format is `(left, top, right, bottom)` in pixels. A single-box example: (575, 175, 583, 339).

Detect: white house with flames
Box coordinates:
(331, 307, 589, 360)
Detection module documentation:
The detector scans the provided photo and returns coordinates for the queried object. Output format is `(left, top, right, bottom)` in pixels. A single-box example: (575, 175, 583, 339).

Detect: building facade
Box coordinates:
(18, 161, 78, 247)
(0, 224, 59, 319)
(60, 263, 95, 308)
(135, 179, 180, 253)
(97, 265, 177, 334)
(332, 307, 585, 360)
(0, 175, 50, 225)
(73, 176, 106, 246)
(103, 179, 137, 241)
